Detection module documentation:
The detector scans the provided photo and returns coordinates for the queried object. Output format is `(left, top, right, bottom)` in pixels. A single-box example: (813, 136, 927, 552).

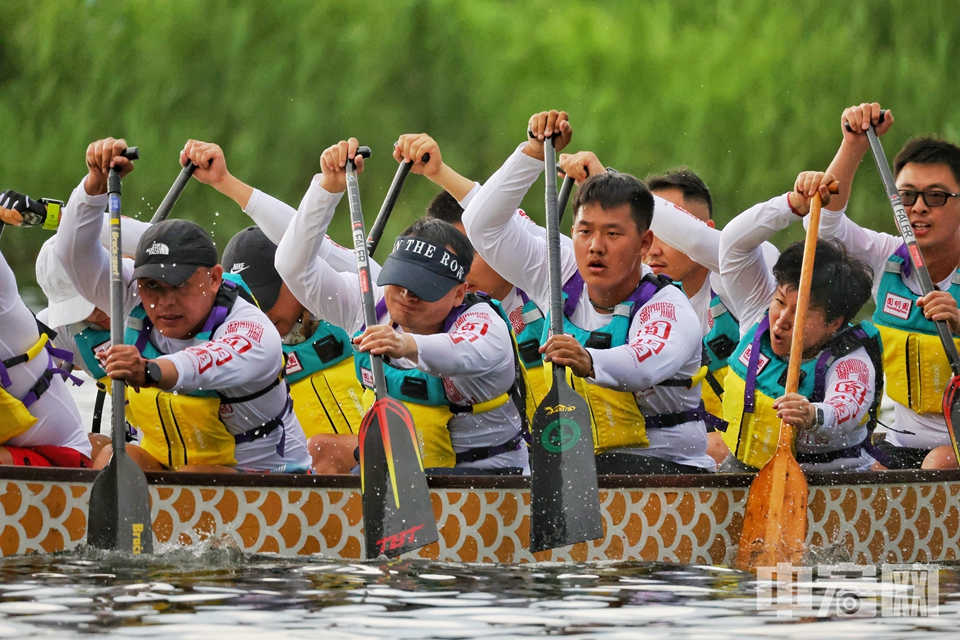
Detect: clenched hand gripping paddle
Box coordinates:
(865, 122, 960, 464)
(346, 147, 439, 559)
(366, 153, 428, 257)
(149, 160, 198, 224)
(529, 137, 603, 554)
(87, 146, 154, 554)
(736, 184, 837, 570)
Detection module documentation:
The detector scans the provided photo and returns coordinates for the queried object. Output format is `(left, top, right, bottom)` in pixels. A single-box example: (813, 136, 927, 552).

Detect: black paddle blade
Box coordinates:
(359, 397, 439, 559)
(86, 451, 153, 554)
(943, 376, 960, 465)
(529, 368, 603, 553)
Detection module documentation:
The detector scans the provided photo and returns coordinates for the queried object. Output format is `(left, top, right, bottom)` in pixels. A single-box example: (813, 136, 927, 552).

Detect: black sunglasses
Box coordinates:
(898, 189, 960, 208)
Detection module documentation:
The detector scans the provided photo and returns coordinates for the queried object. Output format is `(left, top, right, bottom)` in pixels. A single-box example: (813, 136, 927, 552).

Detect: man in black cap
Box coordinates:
(276, 138, 528, 474)
(56, 137, 311, 474)
(222, 227, 365, 473)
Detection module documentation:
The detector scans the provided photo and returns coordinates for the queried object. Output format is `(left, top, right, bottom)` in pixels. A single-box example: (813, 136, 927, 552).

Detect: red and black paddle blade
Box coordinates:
(529, 366, 603, 553)
(943, 376, 960, 465)
(359, 397, 438, 559)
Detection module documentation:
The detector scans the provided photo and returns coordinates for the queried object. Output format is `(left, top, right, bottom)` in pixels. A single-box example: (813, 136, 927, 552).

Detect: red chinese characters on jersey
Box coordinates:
(626, 319, 673, 364)
(449, 311, 491, 345)
(224, 320, 264, 344)
(183, 335, 254, 374)
(825, 358, 871, 424)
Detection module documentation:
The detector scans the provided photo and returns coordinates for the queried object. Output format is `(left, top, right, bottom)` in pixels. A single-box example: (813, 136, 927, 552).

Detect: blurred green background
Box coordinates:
(2, 0, 959, 304)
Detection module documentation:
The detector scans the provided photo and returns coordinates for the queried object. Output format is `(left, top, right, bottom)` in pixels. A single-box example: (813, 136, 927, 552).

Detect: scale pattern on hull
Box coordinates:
(0, 477, 958, 563)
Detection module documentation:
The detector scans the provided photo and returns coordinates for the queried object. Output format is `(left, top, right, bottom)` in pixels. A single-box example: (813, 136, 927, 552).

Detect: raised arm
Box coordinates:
(275, 141, 367, 333)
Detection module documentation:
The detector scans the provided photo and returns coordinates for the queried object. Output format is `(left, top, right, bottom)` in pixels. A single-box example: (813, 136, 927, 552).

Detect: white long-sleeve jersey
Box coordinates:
(275, 179, 527, 471)
(462, 145, 714, 469)
(56, 178, 310, 472)
(719, 194, 877, 470)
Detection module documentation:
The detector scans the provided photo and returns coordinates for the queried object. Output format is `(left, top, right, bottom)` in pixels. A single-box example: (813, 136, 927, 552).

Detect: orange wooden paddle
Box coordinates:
(736, 183, 838, 570)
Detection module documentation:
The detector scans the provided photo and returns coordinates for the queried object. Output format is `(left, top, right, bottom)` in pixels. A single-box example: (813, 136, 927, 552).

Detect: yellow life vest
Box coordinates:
(0, 333, 55, 442)
(283, 321, 365, 437)
(543, 272, 707, 454)
(872, 245, 960, 415)
(722, 315, 883, 469)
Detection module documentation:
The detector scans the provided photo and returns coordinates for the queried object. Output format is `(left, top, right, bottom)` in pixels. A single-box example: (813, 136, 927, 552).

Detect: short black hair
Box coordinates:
(398, 217, 474, 273)
(645, 167, 714, 219)
(894, 136, 960, 187)
(772, 240, 872, 325)
(426, 190, 463, 225)
(572, 170, 654, 233)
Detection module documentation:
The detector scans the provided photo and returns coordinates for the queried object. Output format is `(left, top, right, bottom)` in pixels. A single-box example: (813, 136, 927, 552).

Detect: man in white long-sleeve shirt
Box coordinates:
(276, 138, 528, 474)
(56, 137, 311, 473)
(717, 171, 881, 473)
(463, 110, 715, 474)
(813, 103, 960, 469)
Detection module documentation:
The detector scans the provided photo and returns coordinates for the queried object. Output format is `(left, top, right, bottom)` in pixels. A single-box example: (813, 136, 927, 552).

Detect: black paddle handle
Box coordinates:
(366, 152, 429, 256)
(150, 160, 198, 224)
(544, 138, 564, 337)
(843, 109, 886, 133)
(866, 126, 960, 375)
(107, 146, 138, 450)
(557, 174, 575, 225)
(345, 146, 388, 397)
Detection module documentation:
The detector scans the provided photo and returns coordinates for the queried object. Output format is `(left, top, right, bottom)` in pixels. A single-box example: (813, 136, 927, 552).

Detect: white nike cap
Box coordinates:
(36, 236, 95, 328)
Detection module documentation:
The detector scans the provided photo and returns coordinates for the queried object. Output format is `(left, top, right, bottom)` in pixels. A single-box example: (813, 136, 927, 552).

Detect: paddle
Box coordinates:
(87, 146, 154, 555)
(864, 121, 960, 464)
(149, 160, 198, 224)
(529, 137, 603, 554)
(736, 184, 838, 570)
(346, 146, 439, 559)
(365, 153, 428, 256)
(557, 172, 575, 225)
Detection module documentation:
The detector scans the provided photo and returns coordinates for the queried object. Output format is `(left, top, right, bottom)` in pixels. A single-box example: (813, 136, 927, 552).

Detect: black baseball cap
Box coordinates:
(377, 235, 466, 302)
(222, 227, 282, 311)
(133, 219, 218, 286)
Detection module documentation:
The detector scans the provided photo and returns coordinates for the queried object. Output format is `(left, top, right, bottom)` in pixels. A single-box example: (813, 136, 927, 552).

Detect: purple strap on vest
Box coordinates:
(0, 362, 11, 389)
(135, 301, 231, 354)
(233, 397, 291, 457)
(742, 315, 770, 414)
(561, 271, 665, 320)
(518, 288, 530, 305)
(894, 243, 911, 277)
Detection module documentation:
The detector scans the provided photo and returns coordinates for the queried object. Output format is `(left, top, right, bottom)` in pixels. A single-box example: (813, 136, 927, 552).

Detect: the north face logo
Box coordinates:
(146, 242, 169, 256)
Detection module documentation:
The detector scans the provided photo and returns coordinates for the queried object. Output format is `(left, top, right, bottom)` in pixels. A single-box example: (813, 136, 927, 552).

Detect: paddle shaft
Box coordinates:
(344, 147, 384, 397)
(546, 142, 565, 338)
(866, 126, 960, 376)
(557, 174, 575, 225)
(366, 153, 428, 257)
(107, 147, 139, 451)
(149, 160, 197, 224)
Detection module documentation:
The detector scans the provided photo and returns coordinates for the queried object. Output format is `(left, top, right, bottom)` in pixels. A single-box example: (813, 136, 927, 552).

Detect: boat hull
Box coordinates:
(0, 468, 957, 564)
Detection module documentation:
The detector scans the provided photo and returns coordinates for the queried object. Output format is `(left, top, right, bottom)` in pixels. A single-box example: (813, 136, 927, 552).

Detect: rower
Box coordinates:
(816, 103, 960, 470)
(462, 110, 716, 474)
(56, 137, 312, 474)
(717, 171, 881, 473)
(222, 226, 365, 474)
(275, 138, 529, 475)
(404, 132, 554, 423)
(0, 236, 91, 468)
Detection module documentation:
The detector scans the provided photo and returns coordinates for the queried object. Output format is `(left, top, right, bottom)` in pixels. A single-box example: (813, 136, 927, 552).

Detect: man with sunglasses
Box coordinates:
(814, 103, 960, 469)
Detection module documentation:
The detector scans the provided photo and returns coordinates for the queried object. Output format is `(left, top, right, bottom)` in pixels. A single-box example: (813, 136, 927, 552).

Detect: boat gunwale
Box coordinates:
(1, 466, 958, 489)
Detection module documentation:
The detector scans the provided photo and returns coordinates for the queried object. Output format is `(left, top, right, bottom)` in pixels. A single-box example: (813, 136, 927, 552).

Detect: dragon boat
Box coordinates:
(1, 466, 958, 564)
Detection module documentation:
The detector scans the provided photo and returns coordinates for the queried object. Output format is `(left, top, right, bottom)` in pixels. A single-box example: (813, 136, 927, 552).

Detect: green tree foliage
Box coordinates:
(2, 0, 959, 298)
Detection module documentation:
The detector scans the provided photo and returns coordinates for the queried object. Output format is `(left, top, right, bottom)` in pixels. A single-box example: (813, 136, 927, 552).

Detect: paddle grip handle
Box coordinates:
(843, 109, 887, 133)
(866, 125, 960, 375)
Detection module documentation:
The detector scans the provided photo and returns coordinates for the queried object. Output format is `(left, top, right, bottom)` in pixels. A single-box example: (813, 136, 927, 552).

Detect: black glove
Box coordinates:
(0, 190, 48, 227)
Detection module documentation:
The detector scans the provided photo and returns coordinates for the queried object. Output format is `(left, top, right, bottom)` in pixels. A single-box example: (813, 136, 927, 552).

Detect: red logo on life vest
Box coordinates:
(883, 292, 912, 320)
(361, 367, 374, 388)
(738, 344, 770, 374)
(285, 352, 303, 375)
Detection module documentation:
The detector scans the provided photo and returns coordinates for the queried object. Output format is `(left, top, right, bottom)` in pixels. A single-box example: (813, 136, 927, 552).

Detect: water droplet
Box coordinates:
(149, 304, 156, 309)
(215, 212, 220, 217)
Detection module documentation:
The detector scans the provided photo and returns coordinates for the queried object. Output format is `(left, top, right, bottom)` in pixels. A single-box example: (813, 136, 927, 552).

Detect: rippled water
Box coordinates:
(0, 546, 957, 639)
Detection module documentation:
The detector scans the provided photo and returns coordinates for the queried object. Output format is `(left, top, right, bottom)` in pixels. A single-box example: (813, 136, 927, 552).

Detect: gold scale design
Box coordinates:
(1, 480, 959, 562)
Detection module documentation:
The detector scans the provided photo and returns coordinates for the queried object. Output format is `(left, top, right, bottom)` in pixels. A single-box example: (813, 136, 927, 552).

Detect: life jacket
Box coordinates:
(283, 320, 365, 437)
(0, 322, 81, 443)
(700, 293, 740, 431)
(722, 314, 884, 469)
(872, 243, 960, 415)
(542, 272, 709, 454)
(353, 293, 527, 469)
(513, 289, 549, 423)
(123, 275, 285, 469)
